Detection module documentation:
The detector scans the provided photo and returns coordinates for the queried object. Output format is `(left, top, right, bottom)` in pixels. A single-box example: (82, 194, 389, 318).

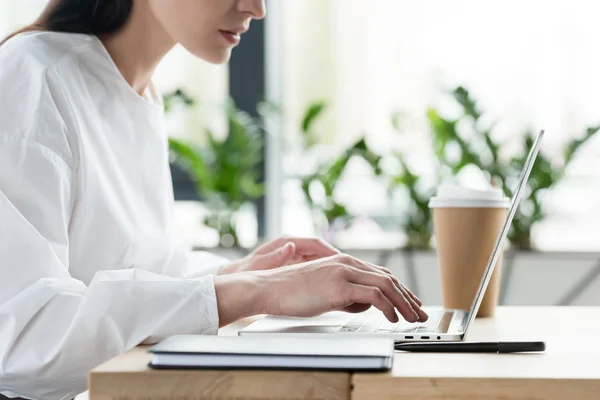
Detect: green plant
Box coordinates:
(386, 113, 439, 250)
(298, 101, 383, 236)
(388, 153, 436, 249)
(165, 90, 264, 247)
(163, 88, 195, 113)
(427, 86, 600, 250)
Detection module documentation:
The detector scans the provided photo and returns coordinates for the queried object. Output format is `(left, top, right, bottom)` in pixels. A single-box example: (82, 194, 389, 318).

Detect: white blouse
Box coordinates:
(0, 31, 227, 400)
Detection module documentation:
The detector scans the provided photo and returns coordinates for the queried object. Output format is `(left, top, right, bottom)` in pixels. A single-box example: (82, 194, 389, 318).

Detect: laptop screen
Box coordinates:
(462, 130, 545, 334)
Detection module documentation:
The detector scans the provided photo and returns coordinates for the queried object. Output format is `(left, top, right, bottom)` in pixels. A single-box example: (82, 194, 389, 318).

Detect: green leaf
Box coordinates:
(351, 137, 368, 152)
(168, 138, 213, 192)
(240, 177, 264, 199)
(564, 125, 600, 162)
(391, 111, 409, 131)
(453, 86, 480, 120)
(257, 100, 283, 118)
(163, 89, 196, 113)
(325, 202, 349, 223)
(301, 101, 327, 133)
(482, 129, 499, 164)
(427, 108, 455, 160)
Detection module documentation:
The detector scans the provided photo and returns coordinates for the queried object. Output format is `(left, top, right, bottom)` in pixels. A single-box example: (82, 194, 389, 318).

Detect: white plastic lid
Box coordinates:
(428, 184, 511, 208)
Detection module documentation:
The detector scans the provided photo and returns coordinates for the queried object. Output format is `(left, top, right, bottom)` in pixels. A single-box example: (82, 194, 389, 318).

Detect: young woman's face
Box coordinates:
(148, 0, 266, 64)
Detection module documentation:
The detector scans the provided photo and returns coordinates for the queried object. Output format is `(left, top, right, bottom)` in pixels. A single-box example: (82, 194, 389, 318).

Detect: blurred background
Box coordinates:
(2, 0, 599, 306)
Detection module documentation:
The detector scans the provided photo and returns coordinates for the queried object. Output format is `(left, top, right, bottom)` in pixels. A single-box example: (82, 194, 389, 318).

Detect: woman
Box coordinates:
(0, 1, 427, 399)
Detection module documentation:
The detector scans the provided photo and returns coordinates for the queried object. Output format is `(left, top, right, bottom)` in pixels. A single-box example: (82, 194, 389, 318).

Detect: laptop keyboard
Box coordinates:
(338, 311, 446, 334)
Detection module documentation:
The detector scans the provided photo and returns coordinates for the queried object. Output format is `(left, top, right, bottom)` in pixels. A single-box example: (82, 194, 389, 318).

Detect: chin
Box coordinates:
(190, 48, 232, 65)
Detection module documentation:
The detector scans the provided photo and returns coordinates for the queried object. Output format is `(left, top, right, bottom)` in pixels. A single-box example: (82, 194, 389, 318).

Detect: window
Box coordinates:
(277, 0, 600, 251)
(4, 1, 599, 251)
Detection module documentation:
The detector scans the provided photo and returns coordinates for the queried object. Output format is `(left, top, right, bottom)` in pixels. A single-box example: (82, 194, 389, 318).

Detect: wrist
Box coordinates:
(218, 256, 248, 275)
(213, 271, 267, 327)
(217, 261, 239, 275)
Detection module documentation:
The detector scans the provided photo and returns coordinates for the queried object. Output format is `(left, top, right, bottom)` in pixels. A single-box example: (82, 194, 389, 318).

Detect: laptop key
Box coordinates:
(376, 328, 397, 334)
(397, 320, 420, 328)
(378, 321, 400, 331)
(415, 326, 435, 333)
(357, 319, 384, 333)
(395, 326, 417, 333)
(339, 325, 361, 333)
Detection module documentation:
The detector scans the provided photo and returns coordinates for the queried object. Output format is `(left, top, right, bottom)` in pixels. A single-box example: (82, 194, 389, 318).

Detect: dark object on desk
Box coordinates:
(395, 341, 546, 353)
(149, 335, 394, 371)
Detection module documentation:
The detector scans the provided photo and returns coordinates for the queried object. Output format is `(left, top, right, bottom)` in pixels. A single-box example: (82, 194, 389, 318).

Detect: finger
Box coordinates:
(397, 284, 428, 321)
(253, 242, 296, 269)
(354, 262, 427, 321)
(336, 255, 426, 321)
(252, 237, 290, 255)
(292, 254, 326, 263)
(359, 259, 424, 308)
(398, 285, 425, 315)
(341, 262, 428, 322)
(346, 267, 419, 323)
(358, 261, 425, 318)
(345, 283, 398, 322)
(402, 285, 423, 307)
(341, 303, 372, 314)
(285, 237, 341, 257)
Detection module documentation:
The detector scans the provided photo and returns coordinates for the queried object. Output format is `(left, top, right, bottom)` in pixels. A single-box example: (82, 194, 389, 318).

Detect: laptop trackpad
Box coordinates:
(242, 311, 352, 334)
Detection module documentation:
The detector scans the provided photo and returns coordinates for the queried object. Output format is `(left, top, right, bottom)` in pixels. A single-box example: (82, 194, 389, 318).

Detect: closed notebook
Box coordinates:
(148, 335, 394, 371)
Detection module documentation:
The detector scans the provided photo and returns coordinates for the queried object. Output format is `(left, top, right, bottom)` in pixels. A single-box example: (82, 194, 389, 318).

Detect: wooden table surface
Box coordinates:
(88, 307, 600, 400)
(353, 306, 600, 400)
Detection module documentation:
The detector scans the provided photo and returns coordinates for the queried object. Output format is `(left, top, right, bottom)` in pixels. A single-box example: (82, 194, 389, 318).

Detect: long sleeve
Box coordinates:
(139, 163, 232, 280)
(0, 136, 219, 400)
(150, 242, 232, 279)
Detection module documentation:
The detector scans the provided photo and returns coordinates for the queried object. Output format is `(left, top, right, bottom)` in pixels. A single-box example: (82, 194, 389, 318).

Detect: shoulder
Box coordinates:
(0, 31, 97, 70)
(0, 32, 92, 167)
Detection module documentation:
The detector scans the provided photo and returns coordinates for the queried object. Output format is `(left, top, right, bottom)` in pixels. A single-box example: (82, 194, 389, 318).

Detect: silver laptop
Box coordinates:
(241, 130, 544, 342)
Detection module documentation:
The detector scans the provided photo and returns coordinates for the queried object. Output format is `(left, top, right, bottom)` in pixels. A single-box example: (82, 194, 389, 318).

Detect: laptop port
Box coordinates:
(405, 336, 414, 339)
(421, 336, 430, 340)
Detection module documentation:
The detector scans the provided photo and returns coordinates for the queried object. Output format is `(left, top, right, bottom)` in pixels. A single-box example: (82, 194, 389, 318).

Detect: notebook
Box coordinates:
(148, 335, 394, 371)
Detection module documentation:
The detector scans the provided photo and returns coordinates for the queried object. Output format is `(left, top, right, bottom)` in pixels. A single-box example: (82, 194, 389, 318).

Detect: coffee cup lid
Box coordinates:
(428, 197, 511, 208)
(429, 184, 511, 208)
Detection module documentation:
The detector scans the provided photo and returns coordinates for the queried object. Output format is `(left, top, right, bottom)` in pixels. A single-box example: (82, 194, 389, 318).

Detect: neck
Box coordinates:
(99, 2, 175, 96)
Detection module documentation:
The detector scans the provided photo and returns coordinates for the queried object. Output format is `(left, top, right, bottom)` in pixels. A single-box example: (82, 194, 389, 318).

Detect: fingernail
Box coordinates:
(280, 243, 292, 254)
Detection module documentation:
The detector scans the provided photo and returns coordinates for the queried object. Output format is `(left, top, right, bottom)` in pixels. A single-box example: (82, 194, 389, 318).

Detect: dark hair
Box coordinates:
(1, 0, 133, 46)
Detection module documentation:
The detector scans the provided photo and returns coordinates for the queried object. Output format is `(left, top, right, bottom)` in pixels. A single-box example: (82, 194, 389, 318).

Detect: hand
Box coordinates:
(220, 236, 340, 275)
(213, 253, 428, 327)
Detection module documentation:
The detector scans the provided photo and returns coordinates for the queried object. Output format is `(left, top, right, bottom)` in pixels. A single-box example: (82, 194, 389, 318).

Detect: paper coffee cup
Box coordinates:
(429, 185, 510, 318)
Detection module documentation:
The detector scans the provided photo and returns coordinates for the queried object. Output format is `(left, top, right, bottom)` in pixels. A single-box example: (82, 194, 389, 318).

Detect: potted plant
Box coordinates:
(420, 86, 600, 305)
(387, 111, 437, 251)
(427, 86, 600, 250)
(298, 101, 383, 241)
(384, 86, 600, 302)
(164, 89, 264, 249)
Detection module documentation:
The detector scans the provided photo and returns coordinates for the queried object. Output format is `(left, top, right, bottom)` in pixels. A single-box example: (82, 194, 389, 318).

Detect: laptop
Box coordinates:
(240, 130, 544, 342)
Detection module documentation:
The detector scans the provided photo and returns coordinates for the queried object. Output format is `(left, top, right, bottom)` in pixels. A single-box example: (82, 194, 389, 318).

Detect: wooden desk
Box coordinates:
(88, 316, 350, 400)
(89, 307, 600, 400)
